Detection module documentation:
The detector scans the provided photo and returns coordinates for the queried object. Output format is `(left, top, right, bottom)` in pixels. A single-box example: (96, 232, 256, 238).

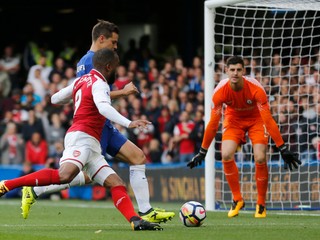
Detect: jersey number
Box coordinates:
(74, 90, 82, 116)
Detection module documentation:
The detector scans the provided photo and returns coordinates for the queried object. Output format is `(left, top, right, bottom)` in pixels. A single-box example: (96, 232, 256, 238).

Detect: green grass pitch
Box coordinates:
(0, 199, 319, 240)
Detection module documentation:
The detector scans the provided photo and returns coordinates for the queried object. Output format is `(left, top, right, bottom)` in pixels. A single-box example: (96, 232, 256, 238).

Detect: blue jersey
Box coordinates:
(76, 50, 94, 77)
(76, 50, 127, 156)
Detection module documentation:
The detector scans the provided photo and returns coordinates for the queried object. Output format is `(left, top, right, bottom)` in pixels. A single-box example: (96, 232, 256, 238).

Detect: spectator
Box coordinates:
(140, 84, 152, 109)
(161, 62, 176, 80)
(21, 110, 46, 142)
(0, 88, 22, 119)
(25, 131, 48, 165)
(46, 113, 66, 147)
(27, 54, 52, 84)
(164, 99, 180, 134)
(270, 53, 282, 77)
(0, 71, 11, 98)
(189, 110, 205, 153)
(173, 111, 196, 163)
(149, 139, 162, 163)
(132, 114, 154, 148)
(27, 67, 49, 99)
(174, 58, 184, 75)
(47, 139, 64, 169)
(0, 122, 24, 164)
(0, 44, 21, 91)
(145, 90, 161, 123)
(11, 99, 29, 126)
(20, 83, 42, 108)
(113, 65, 130, 90)
(147, 58, 158, 82)
(175, 74, 189, 92)
(48, 57, 65, 82)
(178, 91, 188, 111)
(155, 106, 171, 139)
(160, 132, 178, 164)
(311, 136, 320, 161)
(63, 66, 76, 85)
(188, 67, 203, 92)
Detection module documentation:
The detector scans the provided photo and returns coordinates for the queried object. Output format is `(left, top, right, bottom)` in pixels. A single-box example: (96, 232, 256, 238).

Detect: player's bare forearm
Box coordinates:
(110, 82, 139, 100)
(110, 89, 126, 100)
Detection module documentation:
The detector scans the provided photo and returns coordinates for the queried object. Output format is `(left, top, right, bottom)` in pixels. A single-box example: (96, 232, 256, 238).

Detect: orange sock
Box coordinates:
(223, 160, 242, 201)
(255, 162, 268, 206)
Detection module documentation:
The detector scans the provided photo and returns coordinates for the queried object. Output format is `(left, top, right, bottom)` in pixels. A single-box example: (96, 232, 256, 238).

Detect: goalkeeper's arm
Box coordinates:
(187, 101, 221, 169)
(259, 96, 301, 170)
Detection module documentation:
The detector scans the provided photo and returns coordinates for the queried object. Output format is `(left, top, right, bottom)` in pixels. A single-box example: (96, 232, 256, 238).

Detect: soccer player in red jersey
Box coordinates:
(21, 19, 175, 223)
(0, 48, 162, 231)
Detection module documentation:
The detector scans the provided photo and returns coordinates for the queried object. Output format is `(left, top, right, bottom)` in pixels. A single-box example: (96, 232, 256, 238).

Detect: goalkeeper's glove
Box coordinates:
(278, 144, 301, 170)
(187, 147, 207, 169)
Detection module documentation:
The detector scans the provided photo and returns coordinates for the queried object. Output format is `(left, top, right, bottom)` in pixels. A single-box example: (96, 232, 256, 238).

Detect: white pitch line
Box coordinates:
(212, 210, 320, 217)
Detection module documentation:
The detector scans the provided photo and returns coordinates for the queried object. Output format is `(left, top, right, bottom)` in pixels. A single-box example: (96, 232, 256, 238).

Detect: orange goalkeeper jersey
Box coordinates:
(201, 76, 284, 149)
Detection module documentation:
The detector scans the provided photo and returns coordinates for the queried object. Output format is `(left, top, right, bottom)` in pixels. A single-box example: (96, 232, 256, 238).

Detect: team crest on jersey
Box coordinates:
(73, 150, 81, 157)
(246, 99, 253, 104)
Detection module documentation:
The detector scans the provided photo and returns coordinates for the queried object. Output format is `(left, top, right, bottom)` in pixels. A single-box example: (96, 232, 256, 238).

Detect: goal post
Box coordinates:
(204, 0, 320, 211)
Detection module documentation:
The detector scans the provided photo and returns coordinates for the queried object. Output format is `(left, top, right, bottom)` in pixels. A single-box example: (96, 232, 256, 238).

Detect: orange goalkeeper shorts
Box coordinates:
(222, 117, 269, 145)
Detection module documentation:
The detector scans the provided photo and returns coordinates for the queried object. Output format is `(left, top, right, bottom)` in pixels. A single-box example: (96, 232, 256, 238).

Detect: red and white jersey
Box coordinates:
(51, 69, 131, 141)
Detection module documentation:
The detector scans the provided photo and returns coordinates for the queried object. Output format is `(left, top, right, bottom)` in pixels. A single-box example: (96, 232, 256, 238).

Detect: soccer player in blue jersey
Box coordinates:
(21, 19, 175, 223)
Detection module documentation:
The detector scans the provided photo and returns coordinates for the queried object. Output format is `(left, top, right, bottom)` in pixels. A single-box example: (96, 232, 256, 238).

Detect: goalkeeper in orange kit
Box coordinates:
(187, 56, 301, 218)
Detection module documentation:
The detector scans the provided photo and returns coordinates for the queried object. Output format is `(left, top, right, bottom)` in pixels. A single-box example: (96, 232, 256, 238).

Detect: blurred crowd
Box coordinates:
(0, 39, 319, 169)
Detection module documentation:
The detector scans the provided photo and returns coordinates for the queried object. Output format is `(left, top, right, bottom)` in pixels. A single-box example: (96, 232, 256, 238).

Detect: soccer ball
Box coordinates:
(179, 201, 206, 227)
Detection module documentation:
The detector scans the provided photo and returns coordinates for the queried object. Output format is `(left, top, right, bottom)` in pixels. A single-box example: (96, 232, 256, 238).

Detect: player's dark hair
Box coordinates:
(92, 48, 118, 70)
(226, 56, 244, 68)
(92, 19, 119, 41)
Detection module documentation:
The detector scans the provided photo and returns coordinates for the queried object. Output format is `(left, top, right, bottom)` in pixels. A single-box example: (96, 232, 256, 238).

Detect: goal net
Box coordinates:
(204, 0, 320, 211)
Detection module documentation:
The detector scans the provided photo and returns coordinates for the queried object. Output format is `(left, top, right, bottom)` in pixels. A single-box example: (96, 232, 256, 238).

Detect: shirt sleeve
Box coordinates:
(201, 92, 223, 150)
(92, 80, 131, 128)
(51, 81, 75, 104)
(256, 88, 284, 147)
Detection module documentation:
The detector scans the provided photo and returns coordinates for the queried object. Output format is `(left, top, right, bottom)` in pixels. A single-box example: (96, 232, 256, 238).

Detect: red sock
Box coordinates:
(5, 168, 60, 190)
(255, 162, 268, 206)
(111, 185, 139, 222)
(223, 160, 242, 201)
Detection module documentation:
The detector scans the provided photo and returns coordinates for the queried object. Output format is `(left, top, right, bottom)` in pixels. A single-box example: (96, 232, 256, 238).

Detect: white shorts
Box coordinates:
(60, 131, 116, 186)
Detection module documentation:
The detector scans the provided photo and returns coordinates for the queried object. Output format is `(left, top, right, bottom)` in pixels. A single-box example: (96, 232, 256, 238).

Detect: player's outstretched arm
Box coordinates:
(51, 83, 74, 105)
(110, 82, 139, 100)
(128, 120, 152, 129)
(278, 144, 301, 170)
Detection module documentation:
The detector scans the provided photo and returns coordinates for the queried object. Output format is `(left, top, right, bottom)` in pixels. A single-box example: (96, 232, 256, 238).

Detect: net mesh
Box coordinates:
(211, 0, 320, 210)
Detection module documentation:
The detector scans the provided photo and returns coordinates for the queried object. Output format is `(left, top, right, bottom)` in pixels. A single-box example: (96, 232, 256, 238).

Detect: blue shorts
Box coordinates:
(100, 120, 127, 157)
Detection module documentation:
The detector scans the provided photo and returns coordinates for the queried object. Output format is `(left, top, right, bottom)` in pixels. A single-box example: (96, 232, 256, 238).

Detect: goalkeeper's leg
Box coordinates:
(254, 162, 268, 218)
(223, 159, 244, 217)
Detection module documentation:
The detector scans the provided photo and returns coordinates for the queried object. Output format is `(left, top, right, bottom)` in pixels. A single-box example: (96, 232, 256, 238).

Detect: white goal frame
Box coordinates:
(204, 0, 248, 212)
(204, 0, 320, 211)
